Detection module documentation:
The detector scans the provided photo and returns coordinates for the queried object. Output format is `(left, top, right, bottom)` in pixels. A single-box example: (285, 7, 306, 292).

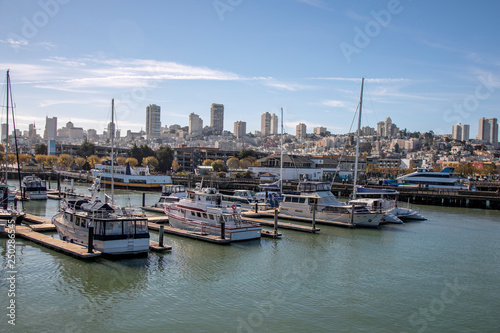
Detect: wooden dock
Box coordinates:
(148, 222, 231, 244)
(141, 206, 165, 214)
(146, 215, 170, 224)
(261, 229, 282, 238)
(15, 225, 101, 259)
(149, 240, 172, 252)
(24, 214, 52, 224)
(29, 223, 57, 232)
(243, 216, 320, 233)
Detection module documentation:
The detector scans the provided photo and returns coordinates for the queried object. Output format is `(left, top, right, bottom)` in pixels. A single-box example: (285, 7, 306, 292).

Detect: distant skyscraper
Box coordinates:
(478, 117, 498, 144)
(44, 116, 57, 140)
(296, 123, 306, 139)
(87, 129, 97, 141)
(313, 126, 327, 136)
(146, 104, 161, 138)
(189, 113, 203, 134)
(270, 113, 278, 135)
(210, 103, 224, 134)
(234, 121, 246, 139)
(1, 123, 7, 143)
(452, 123, 470, 141)
(107, 121, 115, 141)
(261, 112, 271, 136)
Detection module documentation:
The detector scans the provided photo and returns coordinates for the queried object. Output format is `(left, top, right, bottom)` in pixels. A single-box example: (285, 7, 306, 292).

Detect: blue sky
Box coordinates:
(1, 0, 499, 138)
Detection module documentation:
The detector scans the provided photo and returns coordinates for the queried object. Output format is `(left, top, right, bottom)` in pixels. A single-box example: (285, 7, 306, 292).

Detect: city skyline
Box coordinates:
(1, 1, 500, 137)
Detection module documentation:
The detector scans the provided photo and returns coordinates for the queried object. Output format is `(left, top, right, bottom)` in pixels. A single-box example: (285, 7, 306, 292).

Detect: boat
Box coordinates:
(52, 179, 150, 255)
(164, 187, 262, 241)
(279, 181, 383, 227)
(349, 187, 426, 223)
(154, 184, 188, 207)
(21, 175, 47, 200)
(385, 167, 472, 190)
(92, 160, 172, 191)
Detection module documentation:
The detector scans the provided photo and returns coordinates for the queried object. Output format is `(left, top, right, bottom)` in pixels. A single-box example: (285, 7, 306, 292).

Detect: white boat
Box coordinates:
(387, 167, 472, 190)
(349, 187, 426, 223)
(165, 188, 262, 241)
(91, 160, 172, 191)
(21, 175, 47, 200)
(154, 184, 188, 207)
(279, 181, 383, 227)
(52, 179, 150, 255)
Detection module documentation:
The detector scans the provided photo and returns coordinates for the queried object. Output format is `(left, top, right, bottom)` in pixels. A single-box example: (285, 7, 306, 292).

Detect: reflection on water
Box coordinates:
(1, 182, 499, 332)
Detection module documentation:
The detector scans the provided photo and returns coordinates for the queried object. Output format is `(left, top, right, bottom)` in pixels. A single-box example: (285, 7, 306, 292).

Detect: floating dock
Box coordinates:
(243, 216, 320, 233)
(261, 229, 282, 239)
(141, 206, 165, 214)
(149, 240, 172, 252)
(15, 225, 101, 259)
(148, 222, 230, 244)
(24, 214, 52, 224)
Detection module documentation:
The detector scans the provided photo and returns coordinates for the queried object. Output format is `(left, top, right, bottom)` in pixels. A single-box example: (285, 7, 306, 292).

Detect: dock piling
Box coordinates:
(142, 193, 146, 207)
(220, 217, 225, 240)
(312, 199, 317, 233)
(159, 225, 164, 247)
(273, 208, 278, 234)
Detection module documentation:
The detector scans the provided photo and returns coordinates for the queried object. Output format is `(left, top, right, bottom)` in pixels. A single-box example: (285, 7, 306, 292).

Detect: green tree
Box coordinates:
(237, 148, 259, 159)
(35, 143, 47, 155)
(155, 146, 174, 173)
(79, 139, 96, 157)
(212, 159, 227, 172)
(129, 144, 154, 163)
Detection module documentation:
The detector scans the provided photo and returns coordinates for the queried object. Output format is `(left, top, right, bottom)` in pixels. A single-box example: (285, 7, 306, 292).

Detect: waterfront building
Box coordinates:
(452, 123, 470, 141)
(296, 123, 306, 139)
(146, 104, 161, 138)
(189, 113, 203, 135)
(478, 117, 498, 145)
(44, 116, 57, 140)
(210, 103, 224, 134)
(234, 121, 246, 139)
(261, 112, 271, 136)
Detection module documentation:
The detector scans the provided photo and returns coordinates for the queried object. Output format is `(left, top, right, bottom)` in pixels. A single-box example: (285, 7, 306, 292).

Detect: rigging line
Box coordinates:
(331, 103, 360, 182)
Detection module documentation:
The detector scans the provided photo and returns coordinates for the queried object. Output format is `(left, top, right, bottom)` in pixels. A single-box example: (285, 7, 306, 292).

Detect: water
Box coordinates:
(1, 182, 499, 333)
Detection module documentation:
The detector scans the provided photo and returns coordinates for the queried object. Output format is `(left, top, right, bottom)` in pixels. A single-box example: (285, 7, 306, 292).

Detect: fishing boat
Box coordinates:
(52, 179, 150, 255)
(279, 181, 383, 227)
(164, 187, 262, 241)
(21, 175, 47, 200)
(92, 160, 172, 191)
(154, 184, 188, 207)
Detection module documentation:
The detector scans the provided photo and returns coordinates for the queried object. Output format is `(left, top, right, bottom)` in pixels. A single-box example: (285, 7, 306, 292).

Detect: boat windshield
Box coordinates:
(299, 182, 331, 193)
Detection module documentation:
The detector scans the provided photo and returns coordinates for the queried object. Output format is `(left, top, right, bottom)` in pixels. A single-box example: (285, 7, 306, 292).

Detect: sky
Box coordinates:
(0, 0, 499, 138)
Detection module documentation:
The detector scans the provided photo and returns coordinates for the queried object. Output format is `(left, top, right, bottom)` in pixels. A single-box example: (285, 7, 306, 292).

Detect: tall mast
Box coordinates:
(4, 71, 9, 184)
(111, 98, 115, 205)
(280, 107, 283, 193)
(352, 77, 364, 199)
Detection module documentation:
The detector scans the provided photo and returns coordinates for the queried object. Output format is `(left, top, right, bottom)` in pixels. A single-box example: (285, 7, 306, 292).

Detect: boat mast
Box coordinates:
(352, 77, 364, 200)
(280, 107, 283, 193)
(111, 98, 115, 205)
(4, 71, 9, 184)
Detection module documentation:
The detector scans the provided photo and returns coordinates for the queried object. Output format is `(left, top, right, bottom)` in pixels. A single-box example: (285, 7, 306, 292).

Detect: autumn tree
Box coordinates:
(142, 156, 159, 170)
(45, 155, 59, 167)
(227, 157, 240, 170)
(125, 157, 139, 167)
(74, 157, 86, 168)
(58, 154, 74, 169)
(116, 156, 127, 166)
(239, 157, 256, 169)
(202, 159, 214, 166)
(86, 155, 101, 168)
(211, 159, 227, 173)
(171, 160, 180, 172)
(19, 154, 32, 164)
(35, 155, 47, 165)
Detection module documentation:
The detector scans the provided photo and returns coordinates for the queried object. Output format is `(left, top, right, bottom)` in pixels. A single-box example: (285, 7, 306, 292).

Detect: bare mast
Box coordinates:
(280, 107, 283, 193)
(111, 98, 115, 205)
(352, 78, 364, 200)
(4, 71, 9, 184)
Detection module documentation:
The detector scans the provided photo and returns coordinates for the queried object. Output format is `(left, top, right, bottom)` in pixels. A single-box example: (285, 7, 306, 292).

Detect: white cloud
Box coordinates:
(0, 38, 28, 49)
(296, 0, 332, 11)
(322, 100, 345, 107)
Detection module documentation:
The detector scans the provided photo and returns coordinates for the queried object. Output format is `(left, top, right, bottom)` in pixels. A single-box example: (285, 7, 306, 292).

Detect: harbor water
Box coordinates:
(1, 182, 499, 333)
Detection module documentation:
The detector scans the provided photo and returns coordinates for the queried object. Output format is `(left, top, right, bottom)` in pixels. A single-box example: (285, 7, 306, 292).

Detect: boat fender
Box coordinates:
(231, 204, 236, 212)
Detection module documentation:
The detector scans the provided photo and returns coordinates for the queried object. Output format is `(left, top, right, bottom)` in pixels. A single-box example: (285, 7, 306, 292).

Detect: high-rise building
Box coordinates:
(146, 104, 161, 138)
(107, 121, 115, 141)
(44, 116, 57, 140)
(189, 113, 203, 135)
(296, 123, 306, 139)
(234, 121, 246, 139)
(270, 113, 279, 135)
(452, 123, 470, 141)
(314, 126, 327, 136)
(478, 117, 498, 144)
(210, 103, 224, 134)
(261, 112, 271, 136)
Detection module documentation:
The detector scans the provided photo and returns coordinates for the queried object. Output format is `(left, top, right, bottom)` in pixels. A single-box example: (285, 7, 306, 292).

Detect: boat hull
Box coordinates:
(279, 206, 383, 227)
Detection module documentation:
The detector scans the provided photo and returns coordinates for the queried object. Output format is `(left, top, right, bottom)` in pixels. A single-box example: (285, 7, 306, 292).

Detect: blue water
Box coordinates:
(1, 182, 499, 332)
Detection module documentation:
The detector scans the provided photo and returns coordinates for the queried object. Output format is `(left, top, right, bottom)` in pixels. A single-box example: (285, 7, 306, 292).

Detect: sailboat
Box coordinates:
(0, 70, 25, 229)
(279, 78, 383, 227)
(52, 99, 150, 254)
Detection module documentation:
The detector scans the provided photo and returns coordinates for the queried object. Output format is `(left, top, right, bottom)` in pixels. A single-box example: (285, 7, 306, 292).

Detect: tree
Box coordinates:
(35, 155, 47, 165)
(211, 159, 227, 173)
(125, 157, 139, 167)
(116, 156, 127, 166)
(239, 157, 256, 169)
(86, 155, 101, 168)
(19, 154, 32, 164)
(45, 155, 59, 167)
(202, 159, 214, 166)
(227, 157, 240, 170)
(35, 143, 47, 155)
(129, 144, 154, 163)
(58, 154, 74, 169)
(155, 146, 174, 173)
(237, 148, 259, 159)
(142, 156, 159, 170)
(171, 160, 180, 172)
(75, 157, 86, 168)
(79, 139, 96, 157)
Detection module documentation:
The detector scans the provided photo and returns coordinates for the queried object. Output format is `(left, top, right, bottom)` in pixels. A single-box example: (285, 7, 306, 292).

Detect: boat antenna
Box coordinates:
(352, 77, 364, 200)
(111, 98, 115, 205)
(280, 107, 283, 194)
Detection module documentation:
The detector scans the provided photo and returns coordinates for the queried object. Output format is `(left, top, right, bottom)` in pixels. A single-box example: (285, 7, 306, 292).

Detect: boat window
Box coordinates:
(81, 219, 87, 228)
(299, 198, 306, 204)
(136, 220, 148, 233)
(197, 212, 201, 218)
(292, 197, 299, 203)
(95, 222, 104, 235)
(123, 221, 134, 235)
(284, 197, 292, 203)
(191, 211, 196, 216)
(202, 213, 207, 219)
(75, 217, 80, 226)
(105, 222, 122, 235)
(209, 214, 214, 220)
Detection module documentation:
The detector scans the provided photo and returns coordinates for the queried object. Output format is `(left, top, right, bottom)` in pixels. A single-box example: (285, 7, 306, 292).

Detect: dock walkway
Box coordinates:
(243, 216, 320, 233)
(148, 222, 230, 244)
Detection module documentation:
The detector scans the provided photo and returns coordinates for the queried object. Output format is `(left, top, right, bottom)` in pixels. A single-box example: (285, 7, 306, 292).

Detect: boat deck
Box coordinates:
(243, 216, 320, 233)
(148, 222, 231, 244)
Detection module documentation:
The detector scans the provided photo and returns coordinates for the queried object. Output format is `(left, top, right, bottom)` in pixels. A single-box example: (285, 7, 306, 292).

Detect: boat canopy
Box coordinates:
(298, 182, 331, 193)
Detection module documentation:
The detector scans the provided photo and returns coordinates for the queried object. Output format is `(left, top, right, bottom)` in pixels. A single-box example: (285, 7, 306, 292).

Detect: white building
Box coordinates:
(452, 123, 470, 141)
(146, 104, 161, 138)
(210, 103, 224, 134)
(189, 113, 203, 134)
